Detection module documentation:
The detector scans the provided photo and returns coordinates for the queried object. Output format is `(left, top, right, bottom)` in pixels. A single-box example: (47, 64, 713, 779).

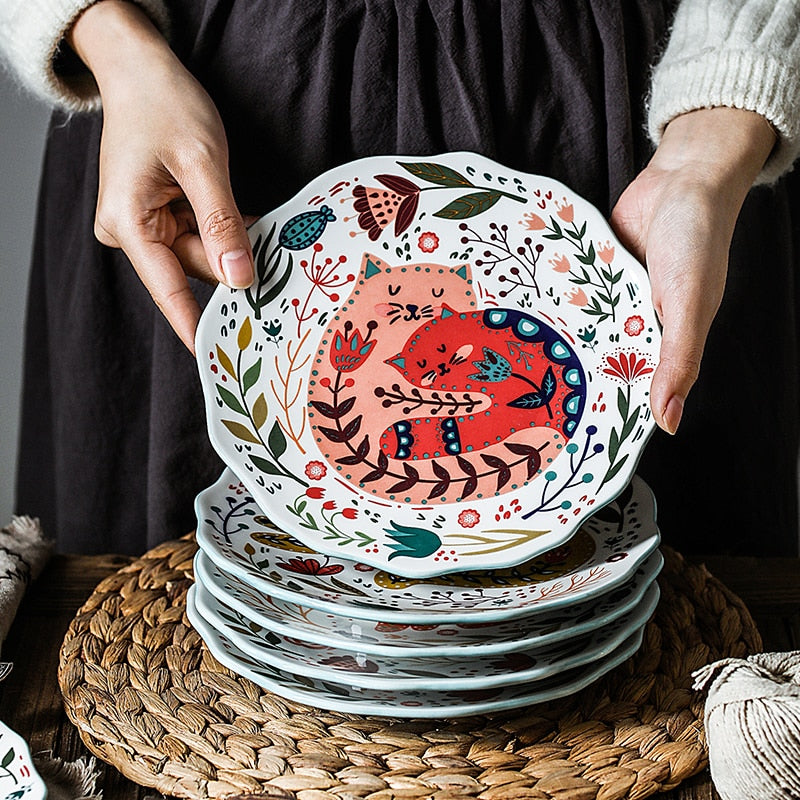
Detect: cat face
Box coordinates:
(358, 254, 475, 329)
(386, 305, 476, 388)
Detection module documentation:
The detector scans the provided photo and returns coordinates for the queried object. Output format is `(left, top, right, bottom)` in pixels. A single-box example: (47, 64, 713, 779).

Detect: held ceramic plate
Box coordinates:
(195, 469, 660, 625)
(187, 585, 647, 718)
(194, 547, 663, 656)
(196, 152, 661, 577)
(0, 719, 46, 800)
(192, 576, 659, 690)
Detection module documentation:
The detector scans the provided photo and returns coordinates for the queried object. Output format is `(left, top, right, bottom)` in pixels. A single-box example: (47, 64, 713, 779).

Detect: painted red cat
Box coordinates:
(379, 305, 586, 460)
(307, 253, 585, 503)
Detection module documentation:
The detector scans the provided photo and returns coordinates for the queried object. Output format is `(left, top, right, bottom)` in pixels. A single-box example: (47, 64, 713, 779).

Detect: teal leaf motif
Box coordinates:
(278, 206, 336, 251)
(469, 348, 512, 382)
(384, 521, 442, 561)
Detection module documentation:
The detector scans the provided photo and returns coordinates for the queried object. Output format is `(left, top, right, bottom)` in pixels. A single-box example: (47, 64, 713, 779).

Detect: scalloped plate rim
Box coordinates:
(193, 546, 663, 658)
(187, 584, 647, 719)
(191, 575, 659, 691)
(195, 469, 661, 625)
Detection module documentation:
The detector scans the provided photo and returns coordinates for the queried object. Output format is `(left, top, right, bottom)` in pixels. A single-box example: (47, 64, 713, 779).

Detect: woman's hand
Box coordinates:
(68, 0, 253, 352)
(611, 107, 776, 434)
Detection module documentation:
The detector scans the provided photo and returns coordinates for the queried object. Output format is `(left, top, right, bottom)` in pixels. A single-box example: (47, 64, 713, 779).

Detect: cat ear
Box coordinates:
(454, 263, 471, 282)
(361, 253, 383, 279)
(439, 303, 458, 319)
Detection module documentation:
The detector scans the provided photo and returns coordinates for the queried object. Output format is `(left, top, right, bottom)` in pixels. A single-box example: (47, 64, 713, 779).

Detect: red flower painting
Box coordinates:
(602, 352, 653, 384)
(276, 557, 344, 576)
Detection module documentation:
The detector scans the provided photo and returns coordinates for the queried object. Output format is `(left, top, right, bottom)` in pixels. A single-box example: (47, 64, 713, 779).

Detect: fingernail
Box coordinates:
(221, 249, 254, 288)
(663, 395, 684, 435)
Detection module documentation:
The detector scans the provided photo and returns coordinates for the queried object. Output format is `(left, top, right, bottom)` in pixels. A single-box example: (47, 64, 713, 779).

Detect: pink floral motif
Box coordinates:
(556, 198, 574, 223)
(623, 315, 645, 336)
(597, 240, 615, 265)
(418, 231, 440, 253)
(549, 254, 571, 273)
(523, 212, 547, 230)
(457, 509, 480, 528)
(602, 352, 654, 384)
(566, 287, 588, 306)
(304, 461, 327, 480)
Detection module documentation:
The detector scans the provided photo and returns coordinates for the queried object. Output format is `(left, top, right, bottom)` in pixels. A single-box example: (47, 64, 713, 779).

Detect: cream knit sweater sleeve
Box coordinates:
(649, 0, 800, 183)
(0, 0, 169, 112)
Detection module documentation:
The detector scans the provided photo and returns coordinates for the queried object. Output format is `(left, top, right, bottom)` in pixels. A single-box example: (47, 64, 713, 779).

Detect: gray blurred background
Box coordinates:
(0, 71, 49, 526)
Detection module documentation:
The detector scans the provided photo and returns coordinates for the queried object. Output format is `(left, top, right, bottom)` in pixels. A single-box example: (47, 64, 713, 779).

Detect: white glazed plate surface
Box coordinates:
(0, 720, 46, 800)
(195, 469, 659, 625)
(192, 576, 659, 690)
(187, 585, 647, 718)
(194, 547, 662, 656)
(196, 152, 660, 577)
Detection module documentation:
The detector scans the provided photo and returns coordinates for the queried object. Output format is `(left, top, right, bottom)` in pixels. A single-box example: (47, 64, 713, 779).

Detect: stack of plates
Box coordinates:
(190, 153, 663, 717)
(188, 470, 660, 717)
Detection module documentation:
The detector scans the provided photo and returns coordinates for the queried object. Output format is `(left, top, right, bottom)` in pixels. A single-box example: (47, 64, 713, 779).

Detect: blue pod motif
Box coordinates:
(279, 205, 336, 250)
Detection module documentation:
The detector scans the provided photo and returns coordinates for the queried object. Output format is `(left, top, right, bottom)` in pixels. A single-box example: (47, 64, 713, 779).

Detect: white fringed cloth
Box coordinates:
(0, 517, 105, 799)
(0, 515, 52, 657)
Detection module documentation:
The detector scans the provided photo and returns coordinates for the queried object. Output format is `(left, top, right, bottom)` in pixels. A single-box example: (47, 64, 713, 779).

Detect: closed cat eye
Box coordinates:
(436, 343, 447, 353)
(417, 359, 427, 368)
(388, 284, 401, 296)
(431, 287, 445, 297)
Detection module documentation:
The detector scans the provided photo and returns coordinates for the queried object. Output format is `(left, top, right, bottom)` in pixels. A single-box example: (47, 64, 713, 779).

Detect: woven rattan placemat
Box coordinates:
(58, 537, 761, 800)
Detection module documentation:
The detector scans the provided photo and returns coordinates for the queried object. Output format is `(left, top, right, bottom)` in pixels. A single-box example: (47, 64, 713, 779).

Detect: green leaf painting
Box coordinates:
(434, 191, 504, 220)
(398, 161, 474, 188)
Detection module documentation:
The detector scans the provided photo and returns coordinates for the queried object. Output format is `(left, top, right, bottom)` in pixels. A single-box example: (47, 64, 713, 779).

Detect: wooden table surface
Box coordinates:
(1, 551, 798, 800)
